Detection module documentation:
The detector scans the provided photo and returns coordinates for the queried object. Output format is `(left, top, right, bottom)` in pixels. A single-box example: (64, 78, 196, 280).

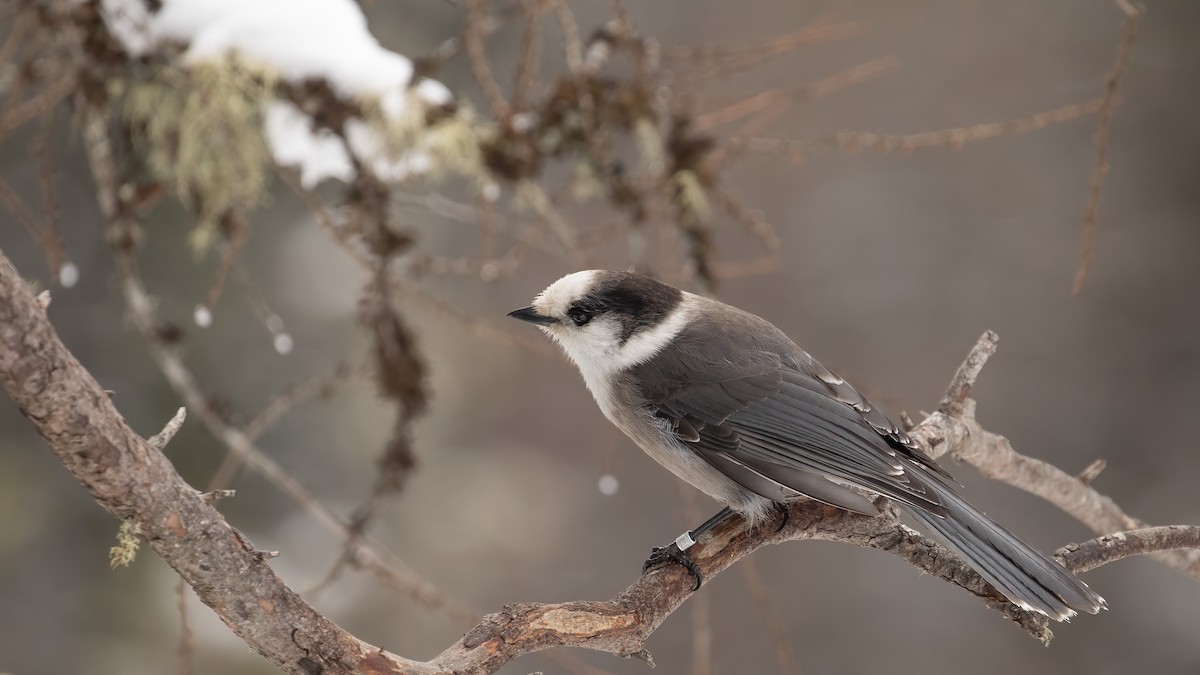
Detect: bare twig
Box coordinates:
(663, 13, 860, 62)
(1072, 2, 1144, 295)
(0, 9, 32, 87)
(1077, 459, 1108, 486)
(937, 330, 999, 417)
(741, 99, 1104, 160)
(244, 363, 360, 440)
(32, 107, 68, 276)
(149, 407, 188, 451)
(466, 0, 511, 120)
(390, 280, 558, 358)
(350, 548, 481, 626)
(200, 211, 251, 312)
(208, 362, 362, 489)
(0, 71, 75, 136)
(511, 0, 544, 111)
(518, 181, 585, 261)
(1058, 525, 1200, 575)
(668, 13, 862, 85)
(275, 167, 371, 266)
(694, 56, 898, 132)
(0, 175, 44, 248)
(549, 0, 583, 75)
(710, 188, 781, 253)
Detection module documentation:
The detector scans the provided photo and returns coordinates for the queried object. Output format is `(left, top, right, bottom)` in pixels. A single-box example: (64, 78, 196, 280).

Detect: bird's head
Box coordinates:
(508, 270, 687, 377)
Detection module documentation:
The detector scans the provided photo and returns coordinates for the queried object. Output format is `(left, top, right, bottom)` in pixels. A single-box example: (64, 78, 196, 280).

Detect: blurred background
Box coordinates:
(2, 1, 1199, 673)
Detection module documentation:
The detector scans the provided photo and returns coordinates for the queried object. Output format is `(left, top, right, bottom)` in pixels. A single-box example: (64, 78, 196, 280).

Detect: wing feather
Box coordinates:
(626, 310, 950, 516)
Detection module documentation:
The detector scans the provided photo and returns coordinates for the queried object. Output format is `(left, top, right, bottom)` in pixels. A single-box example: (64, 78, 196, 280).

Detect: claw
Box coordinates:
(773, 502, 791, 533)
(643, 543, 704, 590)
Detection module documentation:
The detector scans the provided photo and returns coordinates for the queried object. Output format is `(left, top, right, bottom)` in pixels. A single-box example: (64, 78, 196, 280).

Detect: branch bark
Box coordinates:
(0, 249, 416, 674)
(1058, 525, 1200, 574)
(914, 333, 1200, 581)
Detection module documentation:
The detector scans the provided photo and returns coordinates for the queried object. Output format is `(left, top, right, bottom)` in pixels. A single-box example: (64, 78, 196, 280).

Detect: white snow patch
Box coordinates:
(102, 0, 454, 187)
(264, 102, 354, 188)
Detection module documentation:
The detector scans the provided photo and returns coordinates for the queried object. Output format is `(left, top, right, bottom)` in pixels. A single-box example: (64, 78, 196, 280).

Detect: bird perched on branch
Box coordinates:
(509, 270, 1104, 620)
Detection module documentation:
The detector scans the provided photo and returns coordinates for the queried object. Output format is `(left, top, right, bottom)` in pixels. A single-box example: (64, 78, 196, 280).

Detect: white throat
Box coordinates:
(548, 297, 694, 419)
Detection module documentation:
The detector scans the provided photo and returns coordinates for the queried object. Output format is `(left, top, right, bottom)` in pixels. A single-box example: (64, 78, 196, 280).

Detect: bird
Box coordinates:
(507, 269, 1104, 621)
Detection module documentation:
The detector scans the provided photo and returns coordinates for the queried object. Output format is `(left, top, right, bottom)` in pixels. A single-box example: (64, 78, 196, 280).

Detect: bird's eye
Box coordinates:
(567, 307, 593, 326)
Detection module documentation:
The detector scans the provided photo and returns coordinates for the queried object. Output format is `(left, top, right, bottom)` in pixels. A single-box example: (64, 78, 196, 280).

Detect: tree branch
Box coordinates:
(937, 328, 999, 416)
(0, 249, 417, 674)
(1072, 0, 1144, 295)
(1058, 525, 1200, 575)
(956, 424, 1200, 579)
(911, 332, 1200, 580)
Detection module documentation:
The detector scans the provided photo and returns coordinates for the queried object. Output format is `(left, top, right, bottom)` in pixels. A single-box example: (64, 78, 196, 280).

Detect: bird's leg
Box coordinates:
(643, 506, 735, 590)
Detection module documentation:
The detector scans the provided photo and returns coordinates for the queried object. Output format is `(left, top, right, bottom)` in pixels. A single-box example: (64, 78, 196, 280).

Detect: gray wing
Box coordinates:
(630, 308, 951, 517)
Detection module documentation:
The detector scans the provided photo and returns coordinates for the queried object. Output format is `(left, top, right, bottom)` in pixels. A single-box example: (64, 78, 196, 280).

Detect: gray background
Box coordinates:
(2, 1, 1198, 673)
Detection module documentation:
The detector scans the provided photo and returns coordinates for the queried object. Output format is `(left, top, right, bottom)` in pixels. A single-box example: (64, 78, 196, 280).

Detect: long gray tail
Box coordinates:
(905, 480, 1105, 620)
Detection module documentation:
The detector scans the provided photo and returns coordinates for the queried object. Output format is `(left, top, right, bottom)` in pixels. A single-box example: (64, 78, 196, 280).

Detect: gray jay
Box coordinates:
(509, 270, 1104, 620)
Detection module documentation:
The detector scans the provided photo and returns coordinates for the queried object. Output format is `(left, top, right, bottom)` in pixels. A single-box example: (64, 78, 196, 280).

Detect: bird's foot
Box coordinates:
(773, 502, 791, 533)
(643, 537, 703, 591)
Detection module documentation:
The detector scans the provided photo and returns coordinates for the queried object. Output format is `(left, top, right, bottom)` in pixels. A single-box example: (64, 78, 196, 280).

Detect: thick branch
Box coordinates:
(424, 500, 1053, 671)
(421, 521, 1200, 673)
(0, 249, 416, 674)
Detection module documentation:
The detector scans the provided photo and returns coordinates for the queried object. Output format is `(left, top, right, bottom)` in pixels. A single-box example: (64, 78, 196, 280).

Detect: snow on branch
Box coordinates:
(101, 0, 463, 188)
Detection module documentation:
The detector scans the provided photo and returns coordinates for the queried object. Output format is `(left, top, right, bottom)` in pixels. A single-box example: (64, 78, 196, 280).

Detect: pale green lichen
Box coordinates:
(109, 519, 141, 569)
(114, 52, 484, 250)
(671, 169, 711, 221)
(116, 57, 275, 250)
(1036, 623, 1054, 647)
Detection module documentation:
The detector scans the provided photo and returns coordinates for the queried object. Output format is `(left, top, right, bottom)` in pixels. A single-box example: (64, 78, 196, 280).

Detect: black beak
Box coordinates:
(507, 306, 557, 326)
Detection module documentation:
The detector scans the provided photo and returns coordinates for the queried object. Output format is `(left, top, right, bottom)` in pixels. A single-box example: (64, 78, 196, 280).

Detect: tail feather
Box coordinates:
(905, 479, 1105, 621)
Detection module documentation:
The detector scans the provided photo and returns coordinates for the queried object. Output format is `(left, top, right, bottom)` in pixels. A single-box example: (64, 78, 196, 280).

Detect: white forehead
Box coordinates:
(532, 270, 600, 315)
